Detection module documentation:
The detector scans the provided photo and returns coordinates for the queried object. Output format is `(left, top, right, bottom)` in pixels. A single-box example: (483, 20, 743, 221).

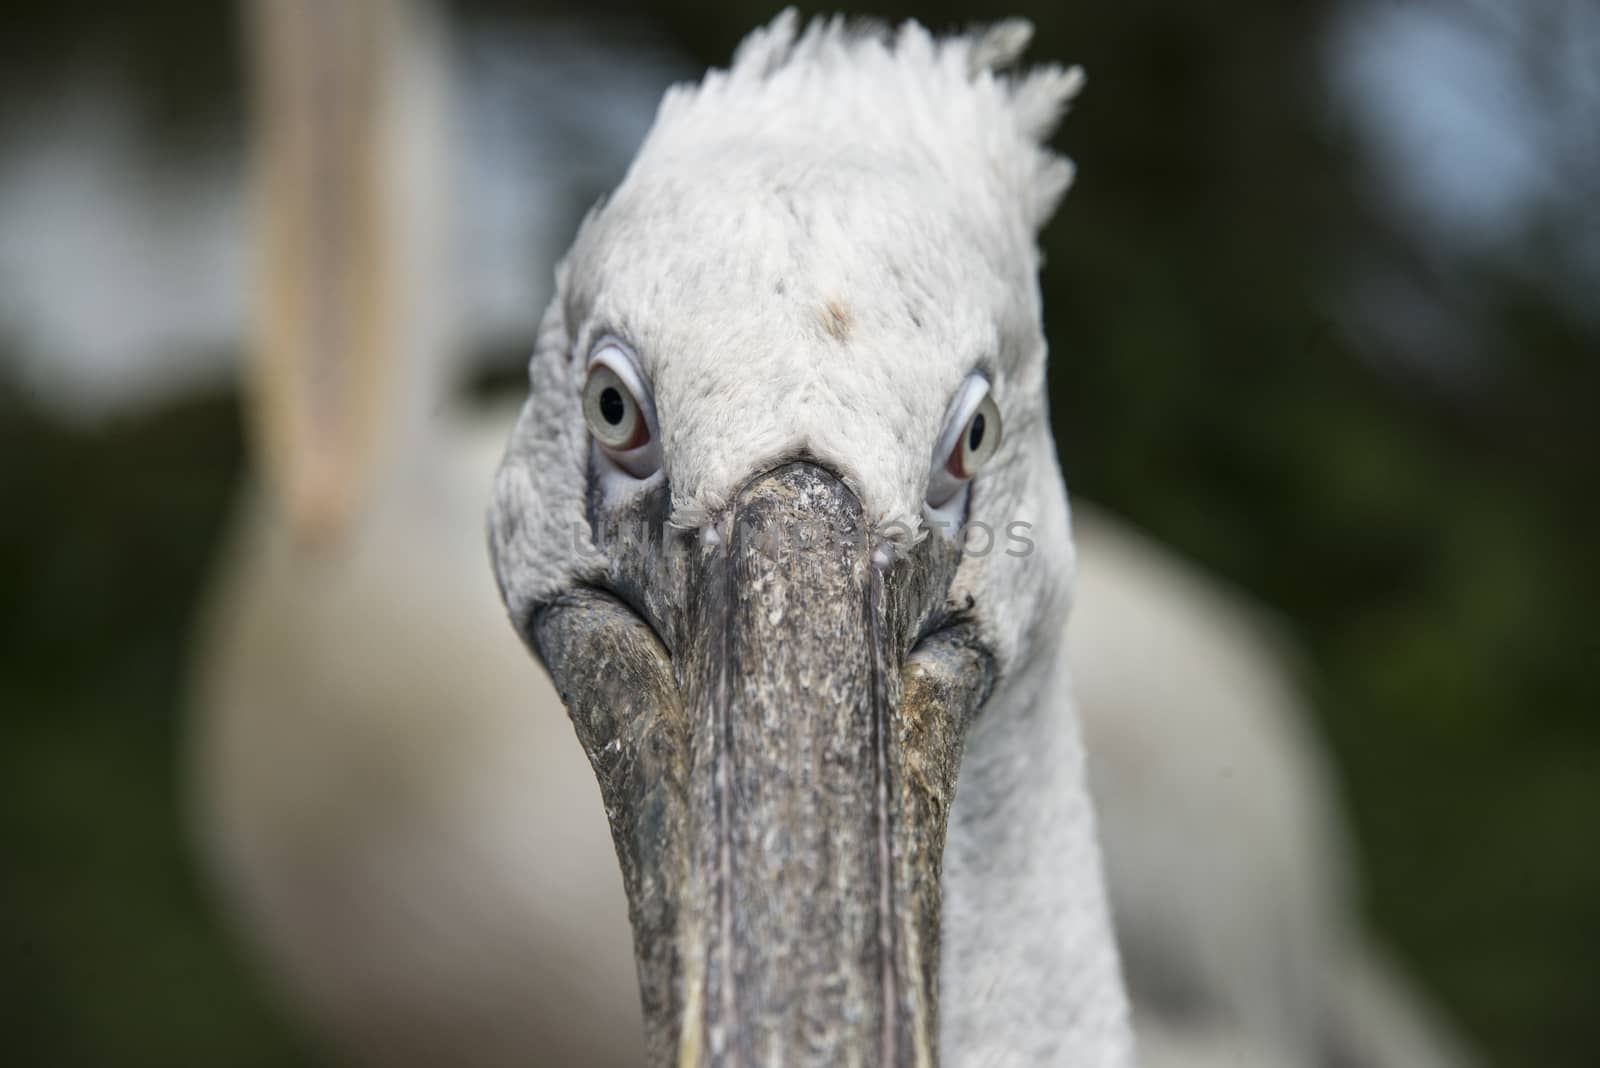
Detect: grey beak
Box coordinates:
(532, 463, 993, 1066)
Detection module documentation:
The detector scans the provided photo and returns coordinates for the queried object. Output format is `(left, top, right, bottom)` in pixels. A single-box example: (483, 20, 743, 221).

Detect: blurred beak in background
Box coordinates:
(245, 0, 446, 546)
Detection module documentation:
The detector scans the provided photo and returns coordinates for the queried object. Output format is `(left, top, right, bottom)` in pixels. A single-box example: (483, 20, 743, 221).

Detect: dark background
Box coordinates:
(2, 1, 1596, 1065)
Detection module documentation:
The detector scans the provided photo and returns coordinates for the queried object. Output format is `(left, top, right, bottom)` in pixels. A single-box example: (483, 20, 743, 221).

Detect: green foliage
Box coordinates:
(0, 385, 319, 1067)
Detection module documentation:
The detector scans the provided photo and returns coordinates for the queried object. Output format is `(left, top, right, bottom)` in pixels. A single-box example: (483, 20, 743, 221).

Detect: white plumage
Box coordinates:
(191, 6, 1476, 1067)
(490, 16, 1134, 1062)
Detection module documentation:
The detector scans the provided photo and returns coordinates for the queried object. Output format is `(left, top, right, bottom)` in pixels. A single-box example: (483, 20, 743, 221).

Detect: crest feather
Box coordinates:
(651, 8, 1085, 235)
(970, 18, 1035, 74)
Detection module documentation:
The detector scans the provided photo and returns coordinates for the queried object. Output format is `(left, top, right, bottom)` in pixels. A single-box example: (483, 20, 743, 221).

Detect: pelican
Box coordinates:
(193, 5, 1477, 1067)
(193, 2, 640, 1063)
(486, 12, 1136, 1064)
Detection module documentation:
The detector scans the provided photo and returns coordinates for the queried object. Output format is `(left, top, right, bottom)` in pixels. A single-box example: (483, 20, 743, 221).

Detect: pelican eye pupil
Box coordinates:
(968, 413, 985, 451)
(599, 387, 626, 425)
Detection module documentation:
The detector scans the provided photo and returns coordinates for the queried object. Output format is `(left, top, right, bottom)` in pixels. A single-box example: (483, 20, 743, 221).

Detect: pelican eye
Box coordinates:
(583, 341, 661, 479)
(926, 374, 1002, 508)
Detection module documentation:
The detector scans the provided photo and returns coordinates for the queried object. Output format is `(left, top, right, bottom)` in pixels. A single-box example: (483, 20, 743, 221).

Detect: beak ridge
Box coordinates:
(535, 462, 992, 1066)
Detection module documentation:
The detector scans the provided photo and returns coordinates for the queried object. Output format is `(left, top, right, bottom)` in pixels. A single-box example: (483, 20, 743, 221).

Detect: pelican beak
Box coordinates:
(530, 462, 993, 1066)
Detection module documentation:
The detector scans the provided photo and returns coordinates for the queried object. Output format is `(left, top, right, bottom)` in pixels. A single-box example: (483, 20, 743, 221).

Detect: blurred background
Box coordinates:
(1, 1, 1596, 1066)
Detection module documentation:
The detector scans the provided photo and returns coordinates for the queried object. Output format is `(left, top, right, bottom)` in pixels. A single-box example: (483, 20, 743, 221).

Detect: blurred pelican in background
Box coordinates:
(190, 2, 643, 1063)
(0, 0, 1481, 1064)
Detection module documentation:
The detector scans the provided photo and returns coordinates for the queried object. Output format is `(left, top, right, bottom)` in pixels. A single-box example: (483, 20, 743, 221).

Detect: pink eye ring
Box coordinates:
(926, 375, 1002, 508)
(583, 340, 661, 480)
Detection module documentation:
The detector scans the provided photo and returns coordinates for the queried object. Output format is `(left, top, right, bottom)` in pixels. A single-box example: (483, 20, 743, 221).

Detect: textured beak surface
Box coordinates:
(534, 463, 992, 1067)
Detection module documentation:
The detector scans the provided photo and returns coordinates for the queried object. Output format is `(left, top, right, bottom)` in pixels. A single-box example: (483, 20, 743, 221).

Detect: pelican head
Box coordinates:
(490, 13, 1123, 1065)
